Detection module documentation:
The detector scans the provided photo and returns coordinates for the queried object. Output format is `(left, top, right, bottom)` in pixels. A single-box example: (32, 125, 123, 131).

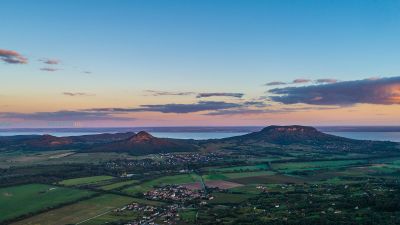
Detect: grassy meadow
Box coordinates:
(59, 175, 115, 186)
(11, 194, 135, 225)
(0, 184, 93, 223)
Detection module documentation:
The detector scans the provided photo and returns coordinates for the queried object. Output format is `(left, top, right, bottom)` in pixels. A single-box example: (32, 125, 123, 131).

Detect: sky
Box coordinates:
(1, 0, 400, 127)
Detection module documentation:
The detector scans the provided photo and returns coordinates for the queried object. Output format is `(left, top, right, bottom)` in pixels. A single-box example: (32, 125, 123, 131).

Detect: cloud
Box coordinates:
(242, 101, 269, 108)
(63, 92, 94, 97)
(269, 77, 400, 105)
(196, 92, 244, 98)
(206, 106, 339, 116)
(40, 67, 59, 72)
(0, 111, 134, 121)
(206, 109, 269, 116)
(139, 101, 241, 113)
(265, 81, 287, 86)
(144, 90, 195, 96)
(144, 90, 244, 99)
(0, 49, 28, 64)
(293, 79, 311, 84)
(40, 58, 60, 65)
(89, 101, 242, 114)
(315, 78, 338, 84)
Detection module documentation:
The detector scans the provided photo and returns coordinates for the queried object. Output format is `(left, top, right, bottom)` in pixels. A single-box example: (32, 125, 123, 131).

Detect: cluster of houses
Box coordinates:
(115, 185, 212, 224)
(144, 185, 209, 203)
(115, 202, 182, 225)
(106, 152, 226, 175)
(158, 152, 225, 165)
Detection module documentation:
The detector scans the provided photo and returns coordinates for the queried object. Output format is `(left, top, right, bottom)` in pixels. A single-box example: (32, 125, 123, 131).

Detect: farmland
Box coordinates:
(202, 170, 275, 181)
(1, 126, 400, 225)
(271, 159, 367, 172)
(0, 184, 93, 223)
(208, 192, 253, 204)
(11, 194, 135, 225)
(2, 150, 400, 225)
(59, 175, 115, 186)
(99, 179, 138, 190)
(209, 163, 268, 172)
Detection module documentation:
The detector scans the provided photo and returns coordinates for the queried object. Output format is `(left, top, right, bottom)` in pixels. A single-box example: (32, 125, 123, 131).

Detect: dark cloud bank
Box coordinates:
(270, 77, 400, 105)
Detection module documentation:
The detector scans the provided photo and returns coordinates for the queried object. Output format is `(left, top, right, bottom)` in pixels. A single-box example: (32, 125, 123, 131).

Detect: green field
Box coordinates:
(81, 210, 140, 225)
(180, 209, 197, 223)
(0, 150, 75, 168)
(272, 159, 367, 172)
(99, 180, 138, 190)
(230, 184, 265, 194)
(12, 194, 135, 225)
(0, 184, 93, 223)
(122, 173, 200, 195)
(0, 151, 140, 169)
(203, 170, 275, 181)
(209, 193, 253, 204)
(59, 175, 115, 186)
(210, 164, 268, 172)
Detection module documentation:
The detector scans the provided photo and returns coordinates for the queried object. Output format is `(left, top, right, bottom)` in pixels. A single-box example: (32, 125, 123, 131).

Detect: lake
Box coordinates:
(0, 129, 400, 142)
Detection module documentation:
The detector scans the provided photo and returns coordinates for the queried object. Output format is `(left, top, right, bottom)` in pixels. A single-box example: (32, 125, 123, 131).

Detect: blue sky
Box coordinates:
(1, 0, 400, 127)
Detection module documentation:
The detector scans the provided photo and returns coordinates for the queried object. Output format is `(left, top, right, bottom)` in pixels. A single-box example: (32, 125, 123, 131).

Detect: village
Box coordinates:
(113, 185, 212, 225)
(144, 185, 210, 203)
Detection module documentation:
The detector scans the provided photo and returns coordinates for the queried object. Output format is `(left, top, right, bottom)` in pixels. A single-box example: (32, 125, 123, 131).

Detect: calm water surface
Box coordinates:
(326, 132, 400, 142)
(0, 131, 399, 142)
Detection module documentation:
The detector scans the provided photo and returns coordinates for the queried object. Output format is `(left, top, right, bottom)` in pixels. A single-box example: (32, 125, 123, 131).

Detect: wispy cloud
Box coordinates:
(242, 101, 269, 108)
(40, 58, 60, 65)
(206, 106, 339, 116)
(315, 78, 338, 84)
(0, 49, 28, 64)
(206, 109, 269, 116)
(40, 67, 59, 72)
(265, 81, 287, 86)
(293, 79, 311, 84)
(144, 90, 244, 99)
(90, 101, 242, 114)
(62, 92, 94, 97)
(144, 90, 195, 96)
(0, 111, 134, 121)
(269, 77, 400, 105)
(196, 92, 244, 98)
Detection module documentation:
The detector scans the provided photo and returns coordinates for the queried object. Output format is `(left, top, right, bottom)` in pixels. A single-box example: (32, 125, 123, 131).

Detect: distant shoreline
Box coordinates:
(1, 126, 400, 133)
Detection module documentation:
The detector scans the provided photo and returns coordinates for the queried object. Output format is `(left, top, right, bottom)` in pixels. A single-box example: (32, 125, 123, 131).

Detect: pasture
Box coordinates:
(59, 175, 115, 186)
(0, 184, 93, 223)
(0, 151, 140, 168)
(99, 180, 138, 190)
(203, 170, 275, 181)
(210, 164, 268, 172)
(12, 194, 135, 225)
(230, 184, 265, 194)
(180, 209, 197, 223)
(271, 159, 367, 172)
(230, 174, 305, 185)
(209, 193, 253, 204)
(0, 150, 75, 168)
